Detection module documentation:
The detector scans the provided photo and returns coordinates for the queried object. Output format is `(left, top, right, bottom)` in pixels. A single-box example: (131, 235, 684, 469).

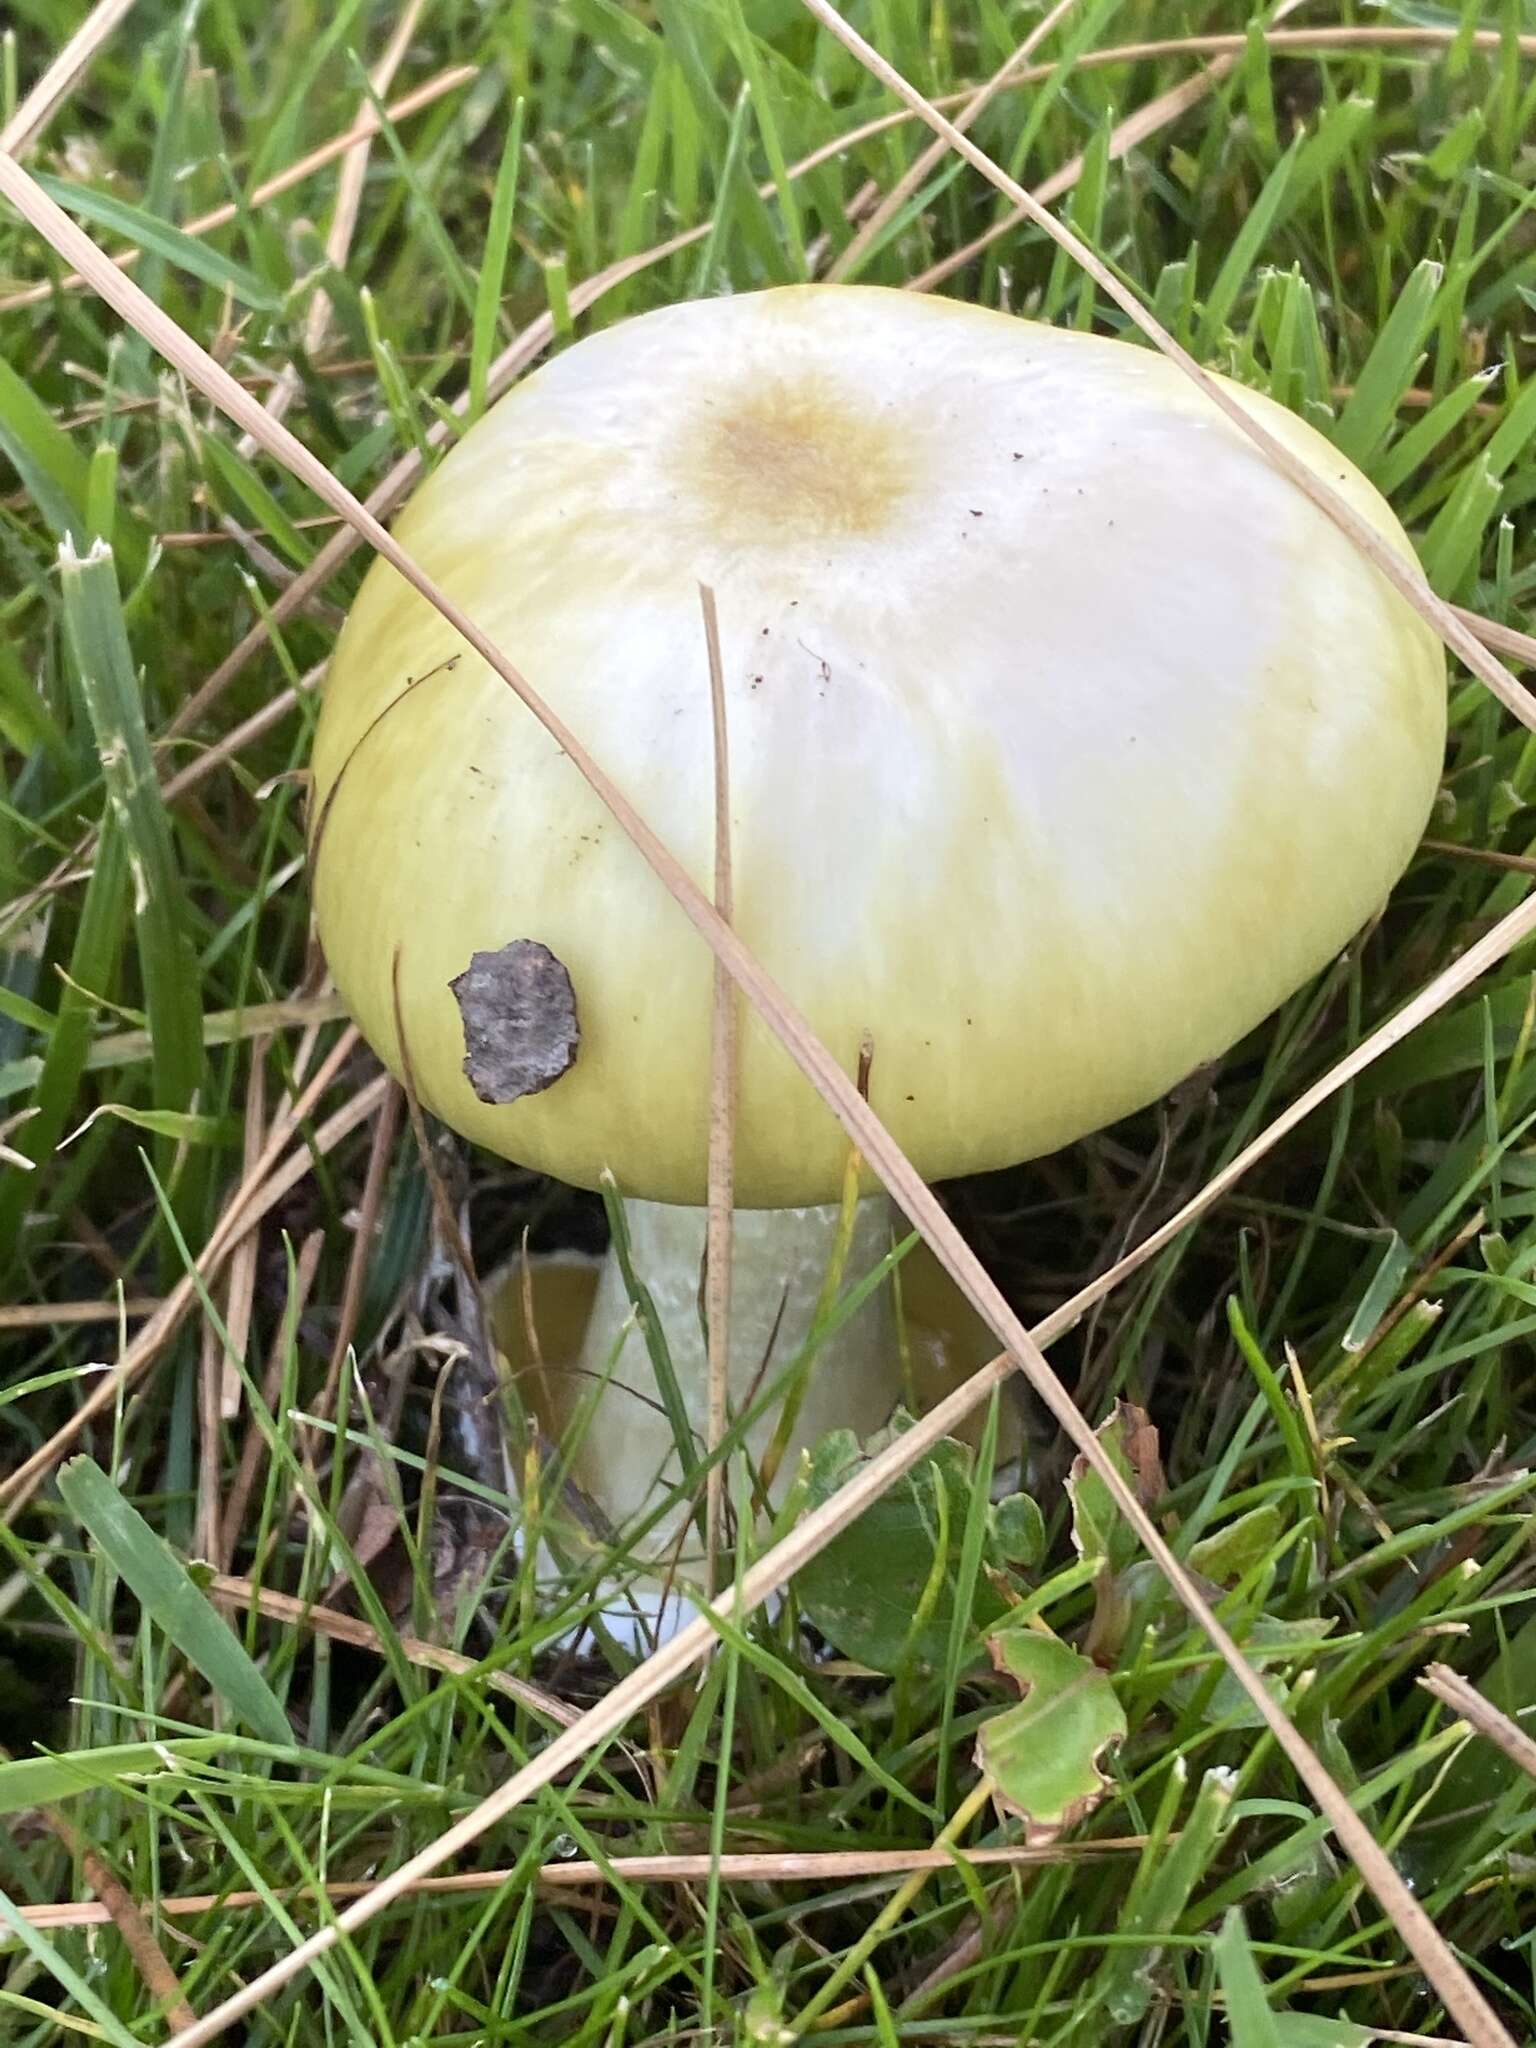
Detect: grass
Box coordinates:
(2, 0, 1536, 2041)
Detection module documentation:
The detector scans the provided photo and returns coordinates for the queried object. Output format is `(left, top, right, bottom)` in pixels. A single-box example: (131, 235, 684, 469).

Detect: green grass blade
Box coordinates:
(199, 433, 314, 568)
(1099, 1765, 1236, 2021)
(1335, 259, 1442, 469)
(0, 813, 129, 1271)
(690, 83, 756, 295)
(698, 1600, 934, 1820)
(0, 353, 95, 549)
(0, 1893, 143, 2048)
(717, 0, 806, 278)
(599, 1174, 707, 1539)
(1420, 459, 1502, 597)
(0, 1736, 229, 1815)
(1213, 1908, 1282, 2048)
(67, 1101, 238, 1147)
(58, 539, 205, 1137)
(33, 172, 283, 313)
(469, 97, 526, 424)
(350, 64, 480, 322)
(1198, 136, 1300, 352)
(1374, 367, 1499, 498)
(0, 624, 70, 766)
(55, 1456, 293, 1746)
(245, 0, 371, 184)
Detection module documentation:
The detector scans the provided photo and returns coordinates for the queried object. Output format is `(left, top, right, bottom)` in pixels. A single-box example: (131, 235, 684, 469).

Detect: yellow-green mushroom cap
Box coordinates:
(310, 285, 1445, 1207)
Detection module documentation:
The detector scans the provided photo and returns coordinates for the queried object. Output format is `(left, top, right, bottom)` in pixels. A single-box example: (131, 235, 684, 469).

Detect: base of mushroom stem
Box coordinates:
(488, 1194, 1030, 1647)
(527, 1543, 784, 1658)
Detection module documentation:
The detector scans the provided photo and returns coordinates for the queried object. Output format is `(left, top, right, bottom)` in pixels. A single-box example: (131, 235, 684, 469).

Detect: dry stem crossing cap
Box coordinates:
(310, 285, 1445, 1206)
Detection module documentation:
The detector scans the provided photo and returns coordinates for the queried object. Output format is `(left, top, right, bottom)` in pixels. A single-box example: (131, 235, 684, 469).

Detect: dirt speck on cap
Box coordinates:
(450, 940, 579, 1104)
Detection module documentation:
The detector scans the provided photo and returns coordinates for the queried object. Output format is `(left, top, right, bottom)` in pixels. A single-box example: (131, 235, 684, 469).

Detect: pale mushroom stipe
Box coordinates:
(311, 284, 1445, 1622)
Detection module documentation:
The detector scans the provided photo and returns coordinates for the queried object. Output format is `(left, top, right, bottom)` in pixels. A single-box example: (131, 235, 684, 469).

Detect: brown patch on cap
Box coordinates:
(684, 374, 913, 544)
(450, 941, 579, 1105)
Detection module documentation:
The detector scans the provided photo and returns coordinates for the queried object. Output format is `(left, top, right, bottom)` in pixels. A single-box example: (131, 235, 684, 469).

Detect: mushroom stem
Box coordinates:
(567, 1195, 899, 1560)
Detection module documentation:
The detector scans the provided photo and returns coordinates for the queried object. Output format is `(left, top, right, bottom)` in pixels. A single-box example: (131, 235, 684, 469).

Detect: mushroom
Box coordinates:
(310, 285, 1444, 1626)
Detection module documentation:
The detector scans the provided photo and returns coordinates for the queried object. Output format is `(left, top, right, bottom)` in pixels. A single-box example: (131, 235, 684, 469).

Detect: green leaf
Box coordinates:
(688, 81, 758, 296)
(348, 65, 480, 320)
(1341, 1233, 1413, 1352)
(990, 1491, 1045, 1567)
(1046, 110, 1111, 330)
(1416, 1613, 1536, 1852)
(1186, 1504, 1285, 1586)
(0, 992, 353, 1107)
(1167, 1615, 1336, 1727)
(1067, 1402, 1166, 1579)
(1294, 95, 1376, 211)
(1482, 366, 1536, 479)
(650, 0, 791, 279)
(976, 1630, 1126, 1843)
(55, 1457, 293, 1746)
(699, 1598, 932, 1820)
(1242, 19, 1278, 161)
(0, 1362, 112, 1410)
(1374, 367, 1498, 498)
(715, 0, 806, 277)
(33, 171, 284, 311)
(795, 1423, 1024, 1674)
(0, 1984, 119, 2038)
(1421, 459, 1503, 596)
(0, 1731, 432, 1815)
(1422, 373, 1536, 593)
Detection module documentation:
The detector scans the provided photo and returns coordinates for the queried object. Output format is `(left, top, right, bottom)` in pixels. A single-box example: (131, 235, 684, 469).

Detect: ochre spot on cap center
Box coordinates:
(684, 375, 912, 543)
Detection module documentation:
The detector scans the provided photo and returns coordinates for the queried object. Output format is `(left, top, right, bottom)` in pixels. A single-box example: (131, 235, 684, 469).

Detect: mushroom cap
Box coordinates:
(311, 285, 1444, 1207)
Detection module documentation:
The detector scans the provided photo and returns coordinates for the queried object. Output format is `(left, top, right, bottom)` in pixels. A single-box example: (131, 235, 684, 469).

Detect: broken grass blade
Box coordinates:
(1097, 1762, 1237, 2023)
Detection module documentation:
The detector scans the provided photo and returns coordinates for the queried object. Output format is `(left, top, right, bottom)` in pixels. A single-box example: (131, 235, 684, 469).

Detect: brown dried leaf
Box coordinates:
(450, 940, 579, 1104)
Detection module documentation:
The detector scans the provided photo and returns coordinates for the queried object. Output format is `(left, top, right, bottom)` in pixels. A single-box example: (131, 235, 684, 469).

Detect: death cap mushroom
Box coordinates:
(310, 285, 1445, 1203)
